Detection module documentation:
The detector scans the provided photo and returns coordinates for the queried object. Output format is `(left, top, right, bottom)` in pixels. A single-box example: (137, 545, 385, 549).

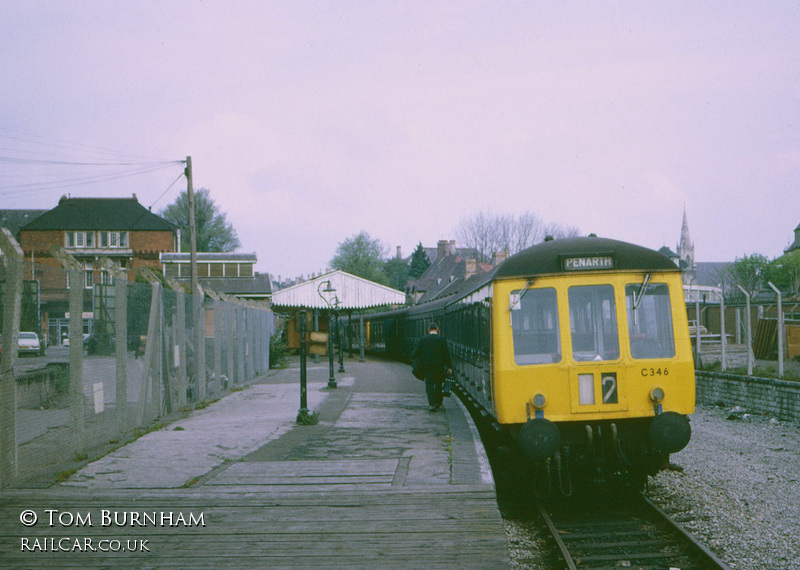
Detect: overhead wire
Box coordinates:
(1, 127, 192, 261)
(0, 126, 169, 163)
(0, 162, 183, 196)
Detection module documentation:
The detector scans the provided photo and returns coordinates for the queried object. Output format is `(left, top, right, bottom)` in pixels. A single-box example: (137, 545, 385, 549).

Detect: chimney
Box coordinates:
(465, 258, 478, 279)
(396, 245, 402, 259)
(492, 250, 509, 266)
(437, 240, 449, 261)
(449, 240, 456, 256)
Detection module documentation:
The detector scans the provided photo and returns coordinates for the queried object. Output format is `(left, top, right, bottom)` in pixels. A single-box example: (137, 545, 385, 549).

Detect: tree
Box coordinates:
(409, 242, 431, 279)
(160, 188, 240, 252)
(727, 253, 770, 299)
(764, 251, 800, 296)
(330, 231, 389, 285)
(455, 210, 580, 263)
(384, 257, 411, 290)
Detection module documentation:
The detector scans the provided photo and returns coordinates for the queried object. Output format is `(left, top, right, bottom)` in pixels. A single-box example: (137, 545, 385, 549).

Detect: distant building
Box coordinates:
(20, 195, 177, 284)
(16, 195, 178, 344)
(657, 245, 680, 267)
(660, 210, 732, 302)
(0, 209, 47, 242)
(406, 239, 497, 304)
(785, 222, 800, 254)
(160, 252, 272, 303)
(676, 208, 696, 285)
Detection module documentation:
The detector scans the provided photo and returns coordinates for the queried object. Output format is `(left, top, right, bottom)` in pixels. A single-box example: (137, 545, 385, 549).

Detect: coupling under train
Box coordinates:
(355, 236, 694, 494)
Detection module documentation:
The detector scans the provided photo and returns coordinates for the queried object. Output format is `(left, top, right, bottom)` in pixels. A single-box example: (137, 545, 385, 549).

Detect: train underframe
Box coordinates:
(510, 417, 679, 496)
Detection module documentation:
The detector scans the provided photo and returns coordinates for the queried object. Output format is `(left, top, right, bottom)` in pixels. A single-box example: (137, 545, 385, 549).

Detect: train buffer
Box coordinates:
(0, 357, 510, 568)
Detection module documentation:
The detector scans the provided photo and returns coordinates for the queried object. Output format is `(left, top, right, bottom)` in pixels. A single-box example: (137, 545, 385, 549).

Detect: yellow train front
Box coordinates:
(480, 236, 694, 493)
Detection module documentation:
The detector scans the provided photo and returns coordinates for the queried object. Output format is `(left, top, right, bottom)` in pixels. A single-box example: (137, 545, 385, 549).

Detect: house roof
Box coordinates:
(409, 252, 494, 304)
(21, 196, 176, 232)
(161, 252, 257, 262)
(271, 270, 405, 310)
(197, 273, 273, 297)
(694, 262, 732, 288)
(0, 209, 47, 239)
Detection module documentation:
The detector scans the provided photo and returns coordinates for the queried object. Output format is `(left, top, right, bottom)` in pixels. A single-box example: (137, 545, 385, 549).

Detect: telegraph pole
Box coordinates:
(185, 156, 198, 294)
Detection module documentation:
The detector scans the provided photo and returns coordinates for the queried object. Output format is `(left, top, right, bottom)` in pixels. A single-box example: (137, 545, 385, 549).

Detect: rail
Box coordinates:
(536, 492, 731, 569)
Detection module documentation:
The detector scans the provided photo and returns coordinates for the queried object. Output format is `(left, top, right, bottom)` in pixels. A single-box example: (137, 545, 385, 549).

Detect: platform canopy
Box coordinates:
(271, 270, 406, 310)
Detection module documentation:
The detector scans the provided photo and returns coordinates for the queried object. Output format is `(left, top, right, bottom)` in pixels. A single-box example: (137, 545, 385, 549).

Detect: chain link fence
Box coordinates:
(1, 240, 273, 488)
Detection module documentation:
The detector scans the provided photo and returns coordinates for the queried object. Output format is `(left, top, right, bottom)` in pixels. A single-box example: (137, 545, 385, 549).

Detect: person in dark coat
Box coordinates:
(411, 322, 452, 411)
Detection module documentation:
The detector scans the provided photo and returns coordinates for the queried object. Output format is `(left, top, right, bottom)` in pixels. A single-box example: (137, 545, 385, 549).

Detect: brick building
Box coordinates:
(17, 195, 177, 344)
(160, 252, 272, 303)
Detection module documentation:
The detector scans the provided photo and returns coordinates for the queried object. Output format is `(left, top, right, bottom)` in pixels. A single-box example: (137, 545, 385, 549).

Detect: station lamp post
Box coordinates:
(318, 280, 338, 388)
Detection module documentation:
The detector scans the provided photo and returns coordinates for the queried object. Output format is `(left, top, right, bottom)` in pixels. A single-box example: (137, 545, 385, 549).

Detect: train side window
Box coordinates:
(568, 285, 620, 362)
(625, 283, 675, 359)
(510, 288, 561, 365)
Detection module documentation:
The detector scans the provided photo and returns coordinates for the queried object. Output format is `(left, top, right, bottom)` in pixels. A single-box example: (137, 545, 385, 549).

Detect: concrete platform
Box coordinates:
(0, 357, 510, 568)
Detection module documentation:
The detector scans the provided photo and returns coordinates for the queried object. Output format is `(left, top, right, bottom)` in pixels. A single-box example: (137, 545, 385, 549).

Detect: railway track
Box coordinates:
(536, 491, 730, 570)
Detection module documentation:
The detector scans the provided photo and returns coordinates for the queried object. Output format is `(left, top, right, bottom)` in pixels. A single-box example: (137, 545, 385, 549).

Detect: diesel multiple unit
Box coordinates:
(356, 236, 694, 494)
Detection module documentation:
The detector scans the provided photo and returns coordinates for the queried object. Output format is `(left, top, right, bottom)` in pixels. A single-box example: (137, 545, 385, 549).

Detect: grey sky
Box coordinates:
(2, 2, 798, 279)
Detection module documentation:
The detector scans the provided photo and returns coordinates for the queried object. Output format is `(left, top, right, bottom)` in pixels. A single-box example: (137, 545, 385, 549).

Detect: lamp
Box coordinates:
(317, 280, 338, 388)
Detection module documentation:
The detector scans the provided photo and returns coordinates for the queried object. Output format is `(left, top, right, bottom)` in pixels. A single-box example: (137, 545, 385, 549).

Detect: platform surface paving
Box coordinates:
(0, 358, 510, 568)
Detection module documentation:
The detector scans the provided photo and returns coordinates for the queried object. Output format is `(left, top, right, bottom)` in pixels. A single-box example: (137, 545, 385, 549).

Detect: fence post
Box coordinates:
(224, 297, 236, 384)
(767, 282, 784, 378)
(203, 288, 221, 393)
(51, 246, 85, 454)
(166, 278, 187, 409)
(99, 257, 128, 434)
(0, 229, 23, 488)
(720, 295, 726, 371)
(737, 285, 754, 376)
(194, 284, 206, 402)
(137, 270, 162, 425)
(695, 298, 702, 366)
(237, 303, 245, 384)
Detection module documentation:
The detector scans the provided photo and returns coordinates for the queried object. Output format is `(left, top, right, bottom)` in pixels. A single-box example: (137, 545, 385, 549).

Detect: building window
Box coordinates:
(66, 231, 95, 248)
(84, 261, 94, 288)
(100, 231, 128, 248)
(101, 270, 114, 285)
(210, 263, 224, 277)
(239, 264, 253, 277)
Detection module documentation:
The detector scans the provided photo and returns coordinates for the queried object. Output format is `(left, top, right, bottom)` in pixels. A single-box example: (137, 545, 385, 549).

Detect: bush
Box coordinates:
(269, 327, 290, 369)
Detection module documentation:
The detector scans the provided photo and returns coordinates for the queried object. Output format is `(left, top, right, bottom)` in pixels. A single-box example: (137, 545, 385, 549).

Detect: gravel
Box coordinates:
(646, 404, 799, 570)
(502, 403, 800, 569)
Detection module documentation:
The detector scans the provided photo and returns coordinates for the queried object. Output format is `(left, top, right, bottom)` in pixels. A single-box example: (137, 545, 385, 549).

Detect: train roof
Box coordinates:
(385, 237, 679, 318)
(494, 236, 680, 280)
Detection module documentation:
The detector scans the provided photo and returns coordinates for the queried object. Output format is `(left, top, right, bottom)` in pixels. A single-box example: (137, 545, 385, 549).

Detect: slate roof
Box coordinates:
(0, 209, 47, 239)
(197, 273, 273, 297)
(694, 262, 732, 288)
(409, 252, 493, 304)
(21, 197, 176, 232)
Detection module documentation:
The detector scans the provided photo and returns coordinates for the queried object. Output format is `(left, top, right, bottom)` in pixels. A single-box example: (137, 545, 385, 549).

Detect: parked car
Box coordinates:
(84, 332, 115, 355)
(18, 331, 45, 357)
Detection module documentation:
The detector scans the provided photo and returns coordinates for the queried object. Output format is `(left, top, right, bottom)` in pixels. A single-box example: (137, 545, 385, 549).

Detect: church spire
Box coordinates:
(677, 206, 695, 284)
